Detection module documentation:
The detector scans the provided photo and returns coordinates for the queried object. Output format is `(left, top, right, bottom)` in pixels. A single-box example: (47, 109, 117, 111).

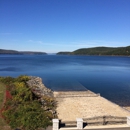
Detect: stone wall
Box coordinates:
(57, 116, 127, 129)
(83, 116, 127, 126)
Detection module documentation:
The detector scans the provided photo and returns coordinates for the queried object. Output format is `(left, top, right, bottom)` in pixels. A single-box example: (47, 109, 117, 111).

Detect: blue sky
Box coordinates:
(0, 0, 130, 53)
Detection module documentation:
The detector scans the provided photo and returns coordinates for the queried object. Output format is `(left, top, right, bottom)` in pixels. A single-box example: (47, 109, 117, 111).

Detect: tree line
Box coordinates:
(57, 46, 130, 56)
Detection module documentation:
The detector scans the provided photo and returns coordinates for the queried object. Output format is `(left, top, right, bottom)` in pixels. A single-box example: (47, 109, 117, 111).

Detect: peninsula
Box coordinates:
(57, 46, 130, 56)
(0, 49, 46, 55)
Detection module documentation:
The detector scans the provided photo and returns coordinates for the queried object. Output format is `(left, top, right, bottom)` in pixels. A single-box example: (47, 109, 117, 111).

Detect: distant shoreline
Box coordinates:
(57, 46, 130, 56)
(0, 49, 47, 55)
(57, 54, 130, 57)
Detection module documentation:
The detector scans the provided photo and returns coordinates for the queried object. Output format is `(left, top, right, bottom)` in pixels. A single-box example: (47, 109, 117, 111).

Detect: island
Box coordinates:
(57, 46, 130, 56)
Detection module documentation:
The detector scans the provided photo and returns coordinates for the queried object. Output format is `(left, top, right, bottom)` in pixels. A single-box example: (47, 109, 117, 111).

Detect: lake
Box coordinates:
(0, 54, 130, 107)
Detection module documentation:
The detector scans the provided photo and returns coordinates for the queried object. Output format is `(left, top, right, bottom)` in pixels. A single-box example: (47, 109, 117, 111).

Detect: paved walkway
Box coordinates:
(47, 125, 130, 130)
(60, 124, 130, 130)
(85, 128, 130, 130)
(84, 124, 130, 130)
(46, 126, 130, 130)
(60, 128, 130, 130)
(54, 91, 130, 122)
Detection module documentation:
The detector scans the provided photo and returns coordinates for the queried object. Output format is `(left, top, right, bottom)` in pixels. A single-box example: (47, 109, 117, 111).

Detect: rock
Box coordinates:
(26, 76, 53, 97)
(26, 76, 57, 118)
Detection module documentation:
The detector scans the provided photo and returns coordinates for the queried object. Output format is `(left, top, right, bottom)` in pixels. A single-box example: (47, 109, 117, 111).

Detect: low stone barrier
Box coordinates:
(60, 121, 77, 127)
(127, 116, 130, 126)
(53, 119, 59, 130)
(52, 119, 83, 130)
(53, 116, 129, 130)
(83, 116, 127, 126)
(77, 118, 83, 129)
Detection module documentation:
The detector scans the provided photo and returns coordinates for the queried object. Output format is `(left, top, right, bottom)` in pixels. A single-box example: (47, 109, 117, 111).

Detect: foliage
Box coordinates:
(0, 82, 6, 108)
(0, 49, 47, 55)
(0, 82, 7, 128)
(0, 76, 15, 85)
(57, 51, 71, 55)
(3, 101, 51, 130)
(41, 96, 57, 110)
(57, 46, 130, 56)
(0, 76, 56, 130)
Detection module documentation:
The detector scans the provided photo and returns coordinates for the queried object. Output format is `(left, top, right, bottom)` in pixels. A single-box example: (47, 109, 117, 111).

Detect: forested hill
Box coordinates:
(57, 46, 130, 56)
(0, 49, 47, 55)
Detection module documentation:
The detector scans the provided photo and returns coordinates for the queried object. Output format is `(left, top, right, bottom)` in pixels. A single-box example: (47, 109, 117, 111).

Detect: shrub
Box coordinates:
(1, 76, 56, 130)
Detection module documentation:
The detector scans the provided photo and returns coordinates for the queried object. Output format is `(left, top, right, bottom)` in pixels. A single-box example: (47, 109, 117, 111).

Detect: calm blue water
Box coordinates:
(0, 54, 130, 106)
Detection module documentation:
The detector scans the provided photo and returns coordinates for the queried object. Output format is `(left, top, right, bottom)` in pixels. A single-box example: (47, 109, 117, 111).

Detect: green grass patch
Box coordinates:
(0, 82, 9, 129)
(0, 82, 6, 108)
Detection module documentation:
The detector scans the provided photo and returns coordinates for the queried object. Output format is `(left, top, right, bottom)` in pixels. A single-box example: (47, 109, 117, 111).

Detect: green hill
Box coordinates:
(0, 49, 19, 54)
(57, 51, 71, 55)
(57, 46, 130, 56)
(0, 49, 47, 55)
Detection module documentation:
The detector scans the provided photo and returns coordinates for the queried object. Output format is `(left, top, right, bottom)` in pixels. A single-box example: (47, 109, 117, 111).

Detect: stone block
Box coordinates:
(52, 119, 59, 130)
(77, 118, 83, 129)
(127, 116, 130, 126)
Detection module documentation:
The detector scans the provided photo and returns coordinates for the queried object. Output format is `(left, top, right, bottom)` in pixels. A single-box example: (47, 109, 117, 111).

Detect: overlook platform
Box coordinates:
(54, 91, 130, 122)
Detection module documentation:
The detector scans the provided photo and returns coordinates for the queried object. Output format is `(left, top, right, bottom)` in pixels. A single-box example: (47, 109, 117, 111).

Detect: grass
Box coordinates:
(0, 82, 11, 130)
(0, 82, 6, 108)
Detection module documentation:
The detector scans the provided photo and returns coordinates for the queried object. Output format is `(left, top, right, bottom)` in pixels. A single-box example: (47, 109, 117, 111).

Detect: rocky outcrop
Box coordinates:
(26, 76, 53, 97)
(26, 76, 57, 118)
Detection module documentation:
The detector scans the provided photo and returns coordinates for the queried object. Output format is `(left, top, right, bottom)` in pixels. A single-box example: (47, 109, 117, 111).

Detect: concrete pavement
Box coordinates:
(59, 124, 130, 130)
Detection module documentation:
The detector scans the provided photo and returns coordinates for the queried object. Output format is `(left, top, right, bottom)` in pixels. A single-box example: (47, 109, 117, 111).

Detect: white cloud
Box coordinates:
(28, 40, 33, 42)
(27, 40, 44, 44)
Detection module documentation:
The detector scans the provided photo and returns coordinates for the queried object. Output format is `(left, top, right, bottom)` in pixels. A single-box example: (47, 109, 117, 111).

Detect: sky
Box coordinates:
(0, 0, 130, 53)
